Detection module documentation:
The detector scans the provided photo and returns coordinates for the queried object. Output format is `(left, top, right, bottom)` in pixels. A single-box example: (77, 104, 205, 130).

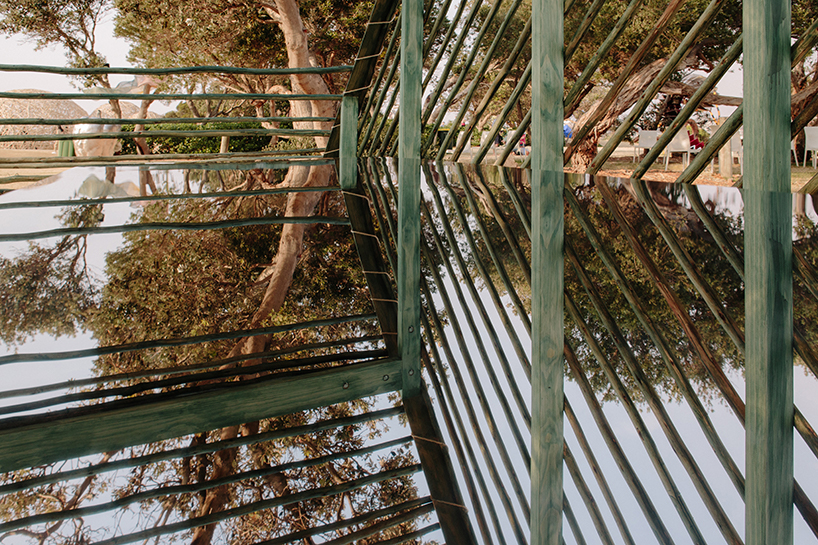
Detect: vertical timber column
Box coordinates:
(340, 96, 358, 191)
(744, 0, 793, 544)
(398, 0, 422, 397)
(530, 0, 564, 541)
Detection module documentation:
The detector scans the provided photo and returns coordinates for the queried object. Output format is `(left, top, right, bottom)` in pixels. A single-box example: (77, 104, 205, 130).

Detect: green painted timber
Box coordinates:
(563, 340, 675, 545)
(324, 0, 400, 154)
(363, 162, 498, 541)
(564, 0, 607, 62)
(422, 0, 507, 157)
(451, 19, 532, 159)
(404, 391, 479, 544)
(562, 0, 645, 113)
(359, 16, 400, 134)
(589, 0, 728, 174)
(0, 336, 383, 401)
(0, 63, 351, 76)
(472, 65, 531, 164)
(1, 436, 413, 532)
(0, 215, 349, 243)
(0, 350, 389, 417)
(95, 464, 422, 545)
(564, 398, 637, 545)
(428, 165, 532, 461)
(340, 96, 359, 191)
(564, 0, 687, 164)
(435, 0, 527, 159)
(0, 149, 325, 168)
(398, 0, 423, 398)
(530, 0, 564, 540)
(0, 128, 328, 143)
(377, 163, 527, 541)
(563, 442, 616, 545)
(744, 0, 794, 541)
(0, 358, 403, 472)
(0, 405, 403, 495)
(0, 91, 341, 101)
(0, 116, 334, 126)
(633, 35, 742, 179)
(259, 497, 432, 545)
(0, 313, 376, 366)
(0, 185, 340, 211)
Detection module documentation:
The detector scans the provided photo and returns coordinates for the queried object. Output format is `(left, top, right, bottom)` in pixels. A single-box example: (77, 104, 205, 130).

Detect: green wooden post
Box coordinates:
(340, 96, 358, 191)
(530, 0, 564, 540)
(398, 0, 422, 397)
(744, 0, 793, 544)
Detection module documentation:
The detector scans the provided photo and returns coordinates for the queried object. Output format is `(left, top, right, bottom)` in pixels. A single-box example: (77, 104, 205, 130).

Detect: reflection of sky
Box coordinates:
(417, 165, 818, 544)
(2, 161, 818, 543)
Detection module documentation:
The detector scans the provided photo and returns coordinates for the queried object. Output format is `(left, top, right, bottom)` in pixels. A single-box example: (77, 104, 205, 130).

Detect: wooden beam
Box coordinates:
(531, 0, 564, 540)
(744, 0, 794, 544)
(398, 0, 422, 397)
(340, 95, 358, 191)
(0, 359, 402, 473)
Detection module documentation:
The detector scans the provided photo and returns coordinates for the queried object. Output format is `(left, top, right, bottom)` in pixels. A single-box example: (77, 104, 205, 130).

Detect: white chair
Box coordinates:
(664, 130, 695, 170)
(792, 139, 800, 167)
(804, 127, 818, 168)
(731, 131, 743, 175)
(633, 129, 660, 162)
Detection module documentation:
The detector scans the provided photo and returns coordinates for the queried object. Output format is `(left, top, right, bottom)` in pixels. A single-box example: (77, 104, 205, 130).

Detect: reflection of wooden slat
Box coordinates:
(0, 406, 405, 495)
(96, 464, 423, 545)
(565, 398, 637, 545)
(0, 358, 403, 473)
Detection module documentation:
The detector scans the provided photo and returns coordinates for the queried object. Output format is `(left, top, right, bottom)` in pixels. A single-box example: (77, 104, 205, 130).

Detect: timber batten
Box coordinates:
(2, 0, 817, 541)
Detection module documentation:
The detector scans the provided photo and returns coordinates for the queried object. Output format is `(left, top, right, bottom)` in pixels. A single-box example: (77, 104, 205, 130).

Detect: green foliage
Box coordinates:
(0, 205, 102, 346)
(0, 0, 113, 87)
(119, 122, 272, 155)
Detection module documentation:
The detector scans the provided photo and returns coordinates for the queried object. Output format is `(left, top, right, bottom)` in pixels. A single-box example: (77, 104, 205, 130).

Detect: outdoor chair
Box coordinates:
(633, 129, 660, 162)
(792, 139, 800, 166)
(804, 126, 818, 168)
(664, 130, 696, 170)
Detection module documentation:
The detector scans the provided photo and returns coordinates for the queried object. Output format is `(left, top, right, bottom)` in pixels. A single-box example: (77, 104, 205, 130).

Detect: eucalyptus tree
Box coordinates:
(0, 0, 123, 116)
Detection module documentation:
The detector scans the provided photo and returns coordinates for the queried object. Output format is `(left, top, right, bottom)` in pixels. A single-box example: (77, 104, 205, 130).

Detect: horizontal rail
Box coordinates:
(1, 436, 413, 532)
(0, 151, 326, 169)
(0, 63, 353, 76)
(0, 128, 329, 143)
(0, 335, 384, 400)
(93, 463, 421, 545)
(0, 215, 350, 242)
(0, 185, 341, 210)
(0, 358, 403, 472)
(0, 116, 336, 126)
(0, 351, 392, 417)
(0, 405, 403, 495)
(0, 313, 378, 366)
(0, 91, 342, 101)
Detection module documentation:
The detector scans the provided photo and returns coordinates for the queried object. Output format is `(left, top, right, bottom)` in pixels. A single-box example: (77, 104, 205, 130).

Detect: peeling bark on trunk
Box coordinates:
(569, 54, 699, 170)
(188, 2, 339, 543)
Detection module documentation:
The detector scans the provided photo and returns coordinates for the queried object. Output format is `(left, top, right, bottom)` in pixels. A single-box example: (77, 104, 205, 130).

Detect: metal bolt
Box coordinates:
(382, 374, 390, 381)
(408, 326, 415, 333)
(408, 369, 415, 376)
(342, 382, 349, 389)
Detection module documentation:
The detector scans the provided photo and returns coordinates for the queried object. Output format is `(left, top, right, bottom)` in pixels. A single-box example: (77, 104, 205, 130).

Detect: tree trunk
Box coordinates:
(188, 2, 339, 543)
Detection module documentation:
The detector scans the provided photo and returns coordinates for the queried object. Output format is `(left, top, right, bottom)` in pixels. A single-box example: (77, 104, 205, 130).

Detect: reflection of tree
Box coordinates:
(442, 166, 753, 404)
(0, 172, 424, 544)
(0, 205, 102, 346)
(566, 179, 747, 404)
